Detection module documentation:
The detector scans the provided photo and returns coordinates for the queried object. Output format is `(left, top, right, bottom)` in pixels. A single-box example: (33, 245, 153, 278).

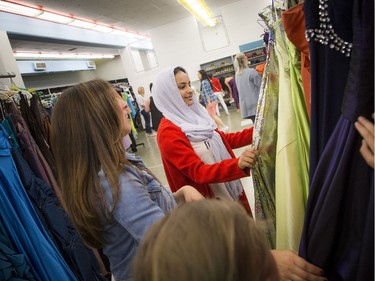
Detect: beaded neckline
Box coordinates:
(305, 0, 352, 57)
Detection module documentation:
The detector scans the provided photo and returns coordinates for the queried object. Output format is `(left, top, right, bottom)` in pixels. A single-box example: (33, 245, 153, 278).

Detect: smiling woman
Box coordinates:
(152, 67, 259, 209)
(175, 67, 194, 106)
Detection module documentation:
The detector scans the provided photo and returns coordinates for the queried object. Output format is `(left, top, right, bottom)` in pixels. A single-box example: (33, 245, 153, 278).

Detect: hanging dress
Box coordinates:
(251, 5, 279, 248)
(299, 0, 374, 280)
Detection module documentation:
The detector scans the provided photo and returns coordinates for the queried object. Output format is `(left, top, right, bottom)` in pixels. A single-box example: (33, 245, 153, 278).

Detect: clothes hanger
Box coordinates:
(0, 100, 5, 120)
(257, 19, 267, 30)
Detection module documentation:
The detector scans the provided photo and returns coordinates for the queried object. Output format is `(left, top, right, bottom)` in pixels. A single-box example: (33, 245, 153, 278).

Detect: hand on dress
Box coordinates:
(238, 147, 259, 169)
(173, 185, 205, 204)
(271, 250, 327, 281)
(355, 114, 374, 168)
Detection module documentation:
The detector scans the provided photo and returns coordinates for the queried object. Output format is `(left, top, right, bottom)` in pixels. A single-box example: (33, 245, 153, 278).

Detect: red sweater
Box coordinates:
(210, 77, 222, 92)
(157, 118, 253, 198)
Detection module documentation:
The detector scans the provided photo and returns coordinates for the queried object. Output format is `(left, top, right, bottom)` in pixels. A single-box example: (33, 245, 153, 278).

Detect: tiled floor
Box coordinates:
(130, 104, 255, 211)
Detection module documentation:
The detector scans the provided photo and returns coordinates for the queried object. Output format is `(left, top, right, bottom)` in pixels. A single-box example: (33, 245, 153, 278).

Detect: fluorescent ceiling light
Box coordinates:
(37, 11, 73, 24)
(13, 51, 115, 59)
(1, 0, 149, 39)
(68, 19, 97, 29)
(0, 1, 42, 17)
(178, 0, 217, 27)
(92, 25, 113, 33)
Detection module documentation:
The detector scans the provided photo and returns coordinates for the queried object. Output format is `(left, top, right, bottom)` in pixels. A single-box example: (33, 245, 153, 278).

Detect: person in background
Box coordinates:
(355, 113, 374, 168)
(234, 52, 262, 122)
(198, 69, 228, 132)
(50, 79, 204, 281)
(208, 73, 230, 115)
(144, 83, 163, 131)
(136, 86, 156, 137)
(219, 76, 240, 111)
(133, 200, 280, 281)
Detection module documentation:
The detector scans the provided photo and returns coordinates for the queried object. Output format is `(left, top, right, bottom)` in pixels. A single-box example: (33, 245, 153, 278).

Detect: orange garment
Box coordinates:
(282, 3, 311, 119)
(256, 63, 265, 75)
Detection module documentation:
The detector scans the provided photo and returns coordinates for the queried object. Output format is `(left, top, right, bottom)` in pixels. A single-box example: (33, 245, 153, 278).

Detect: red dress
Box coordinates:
(157, 118, 254, 212)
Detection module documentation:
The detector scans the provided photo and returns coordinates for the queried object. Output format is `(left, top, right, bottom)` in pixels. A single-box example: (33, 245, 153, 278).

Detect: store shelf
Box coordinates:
(212, 70, 235, 77)
(246, 54, 266, 60)
(249, 61, 265, 67)
(200, 56, 235, 78)
(199, 43, 266, 79)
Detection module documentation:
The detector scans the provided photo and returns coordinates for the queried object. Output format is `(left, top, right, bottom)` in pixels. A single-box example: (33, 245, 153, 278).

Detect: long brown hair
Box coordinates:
(133, 200, 279, 281)
(51, 79, 128, 248)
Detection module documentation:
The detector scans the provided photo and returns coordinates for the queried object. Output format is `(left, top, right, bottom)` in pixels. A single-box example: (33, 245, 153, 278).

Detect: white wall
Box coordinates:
(22, 57, 127, 89)
(0, 31, 25, 87)
(94, 56, 128, 81)
(124, 0, 270, 91)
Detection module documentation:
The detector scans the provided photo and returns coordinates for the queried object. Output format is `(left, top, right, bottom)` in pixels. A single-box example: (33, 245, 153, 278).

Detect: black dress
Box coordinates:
(150, 96, 163, 131)
(299, 0, 374, 280)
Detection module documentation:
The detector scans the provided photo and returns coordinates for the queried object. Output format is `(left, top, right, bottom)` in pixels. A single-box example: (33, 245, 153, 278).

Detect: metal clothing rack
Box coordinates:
(0, 72, 17, 89)
(0, 72, 16, 79)
(112, 80, 145, 152)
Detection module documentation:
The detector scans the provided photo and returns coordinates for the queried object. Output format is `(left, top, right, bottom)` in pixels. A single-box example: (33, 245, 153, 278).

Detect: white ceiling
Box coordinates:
(7, 0, 240, 55)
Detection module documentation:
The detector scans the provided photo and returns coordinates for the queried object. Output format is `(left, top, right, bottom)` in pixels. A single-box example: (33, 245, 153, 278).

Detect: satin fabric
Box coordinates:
(282, 3, 311, 119)
(273, 16, 310, 251)
(0, 125, 77, 280)
(251, 5, 279, 249)
(300, 0, 374, 279)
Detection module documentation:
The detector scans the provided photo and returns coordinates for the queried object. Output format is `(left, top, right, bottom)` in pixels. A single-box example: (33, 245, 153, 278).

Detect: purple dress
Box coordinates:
(228, 77, 239, 109)
(299, 0, 374, 280)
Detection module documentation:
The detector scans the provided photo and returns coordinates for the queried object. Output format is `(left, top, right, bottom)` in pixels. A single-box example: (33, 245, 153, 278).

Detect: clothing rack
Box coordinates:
(112, 81, 145, 152)
(0, 72, 17, 90)
(0, 72, 16, 79)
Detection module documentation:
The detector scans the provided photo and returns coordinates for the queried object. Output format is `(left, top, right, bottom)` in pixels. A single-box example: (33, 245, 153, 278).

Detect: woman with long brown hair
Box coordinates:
(50, 79, 203, 281)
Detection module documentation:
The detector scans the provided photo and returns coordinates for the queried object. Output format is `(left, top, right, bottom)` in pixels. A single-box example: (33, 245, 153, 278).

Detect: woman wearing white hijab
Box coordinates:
(152, 67, 258, 212)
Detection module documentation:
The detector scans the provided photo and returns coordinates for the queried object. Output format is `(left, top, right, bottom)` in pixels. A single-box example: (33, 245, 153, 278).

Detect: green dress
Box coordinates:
(252, 5, 310, 249)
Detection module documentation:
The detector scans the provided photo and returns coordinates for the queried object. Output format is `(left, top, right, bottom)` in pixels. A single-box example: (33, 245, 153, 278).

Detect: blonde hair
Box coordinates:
(133, 200, 278, 281)
(51, 79, 128, 248)
(137, 86, 145, 95)
(234, 52, 248, 75)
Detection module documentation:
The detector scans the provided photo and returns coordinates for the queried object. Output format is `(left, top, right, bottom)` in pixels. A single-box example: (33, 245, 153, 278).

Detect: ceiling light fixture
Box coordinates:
(13, 51, 115, 59)
(37, 11, 73, 24)
(177, 0, 217, 27)
(91, 25, 114, 33)
(0, 0, 41, 17)
(69, 19, 97, 29)
(1, 0, 149, 39)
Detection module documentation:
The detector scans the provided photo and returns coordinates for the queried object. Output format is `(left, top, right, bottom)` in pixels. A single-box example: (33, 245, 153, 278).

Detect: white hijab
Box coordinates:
(153, 68, 243, 200)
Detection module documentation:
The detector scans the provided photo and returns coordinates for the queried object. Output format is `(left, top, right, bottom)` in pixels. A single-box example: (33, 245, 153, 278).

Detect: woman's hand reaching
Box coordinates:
(355, 114, 374, 168)
(271, 250, 327, 281)
(238, 147, 259, 169)
(173, 185, 205, 204)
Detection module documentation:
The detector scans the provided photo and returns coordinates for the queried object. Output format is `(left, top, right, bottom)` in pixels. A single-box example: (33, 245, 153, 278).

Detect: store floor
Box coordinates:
(131, 104, 256, 212)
